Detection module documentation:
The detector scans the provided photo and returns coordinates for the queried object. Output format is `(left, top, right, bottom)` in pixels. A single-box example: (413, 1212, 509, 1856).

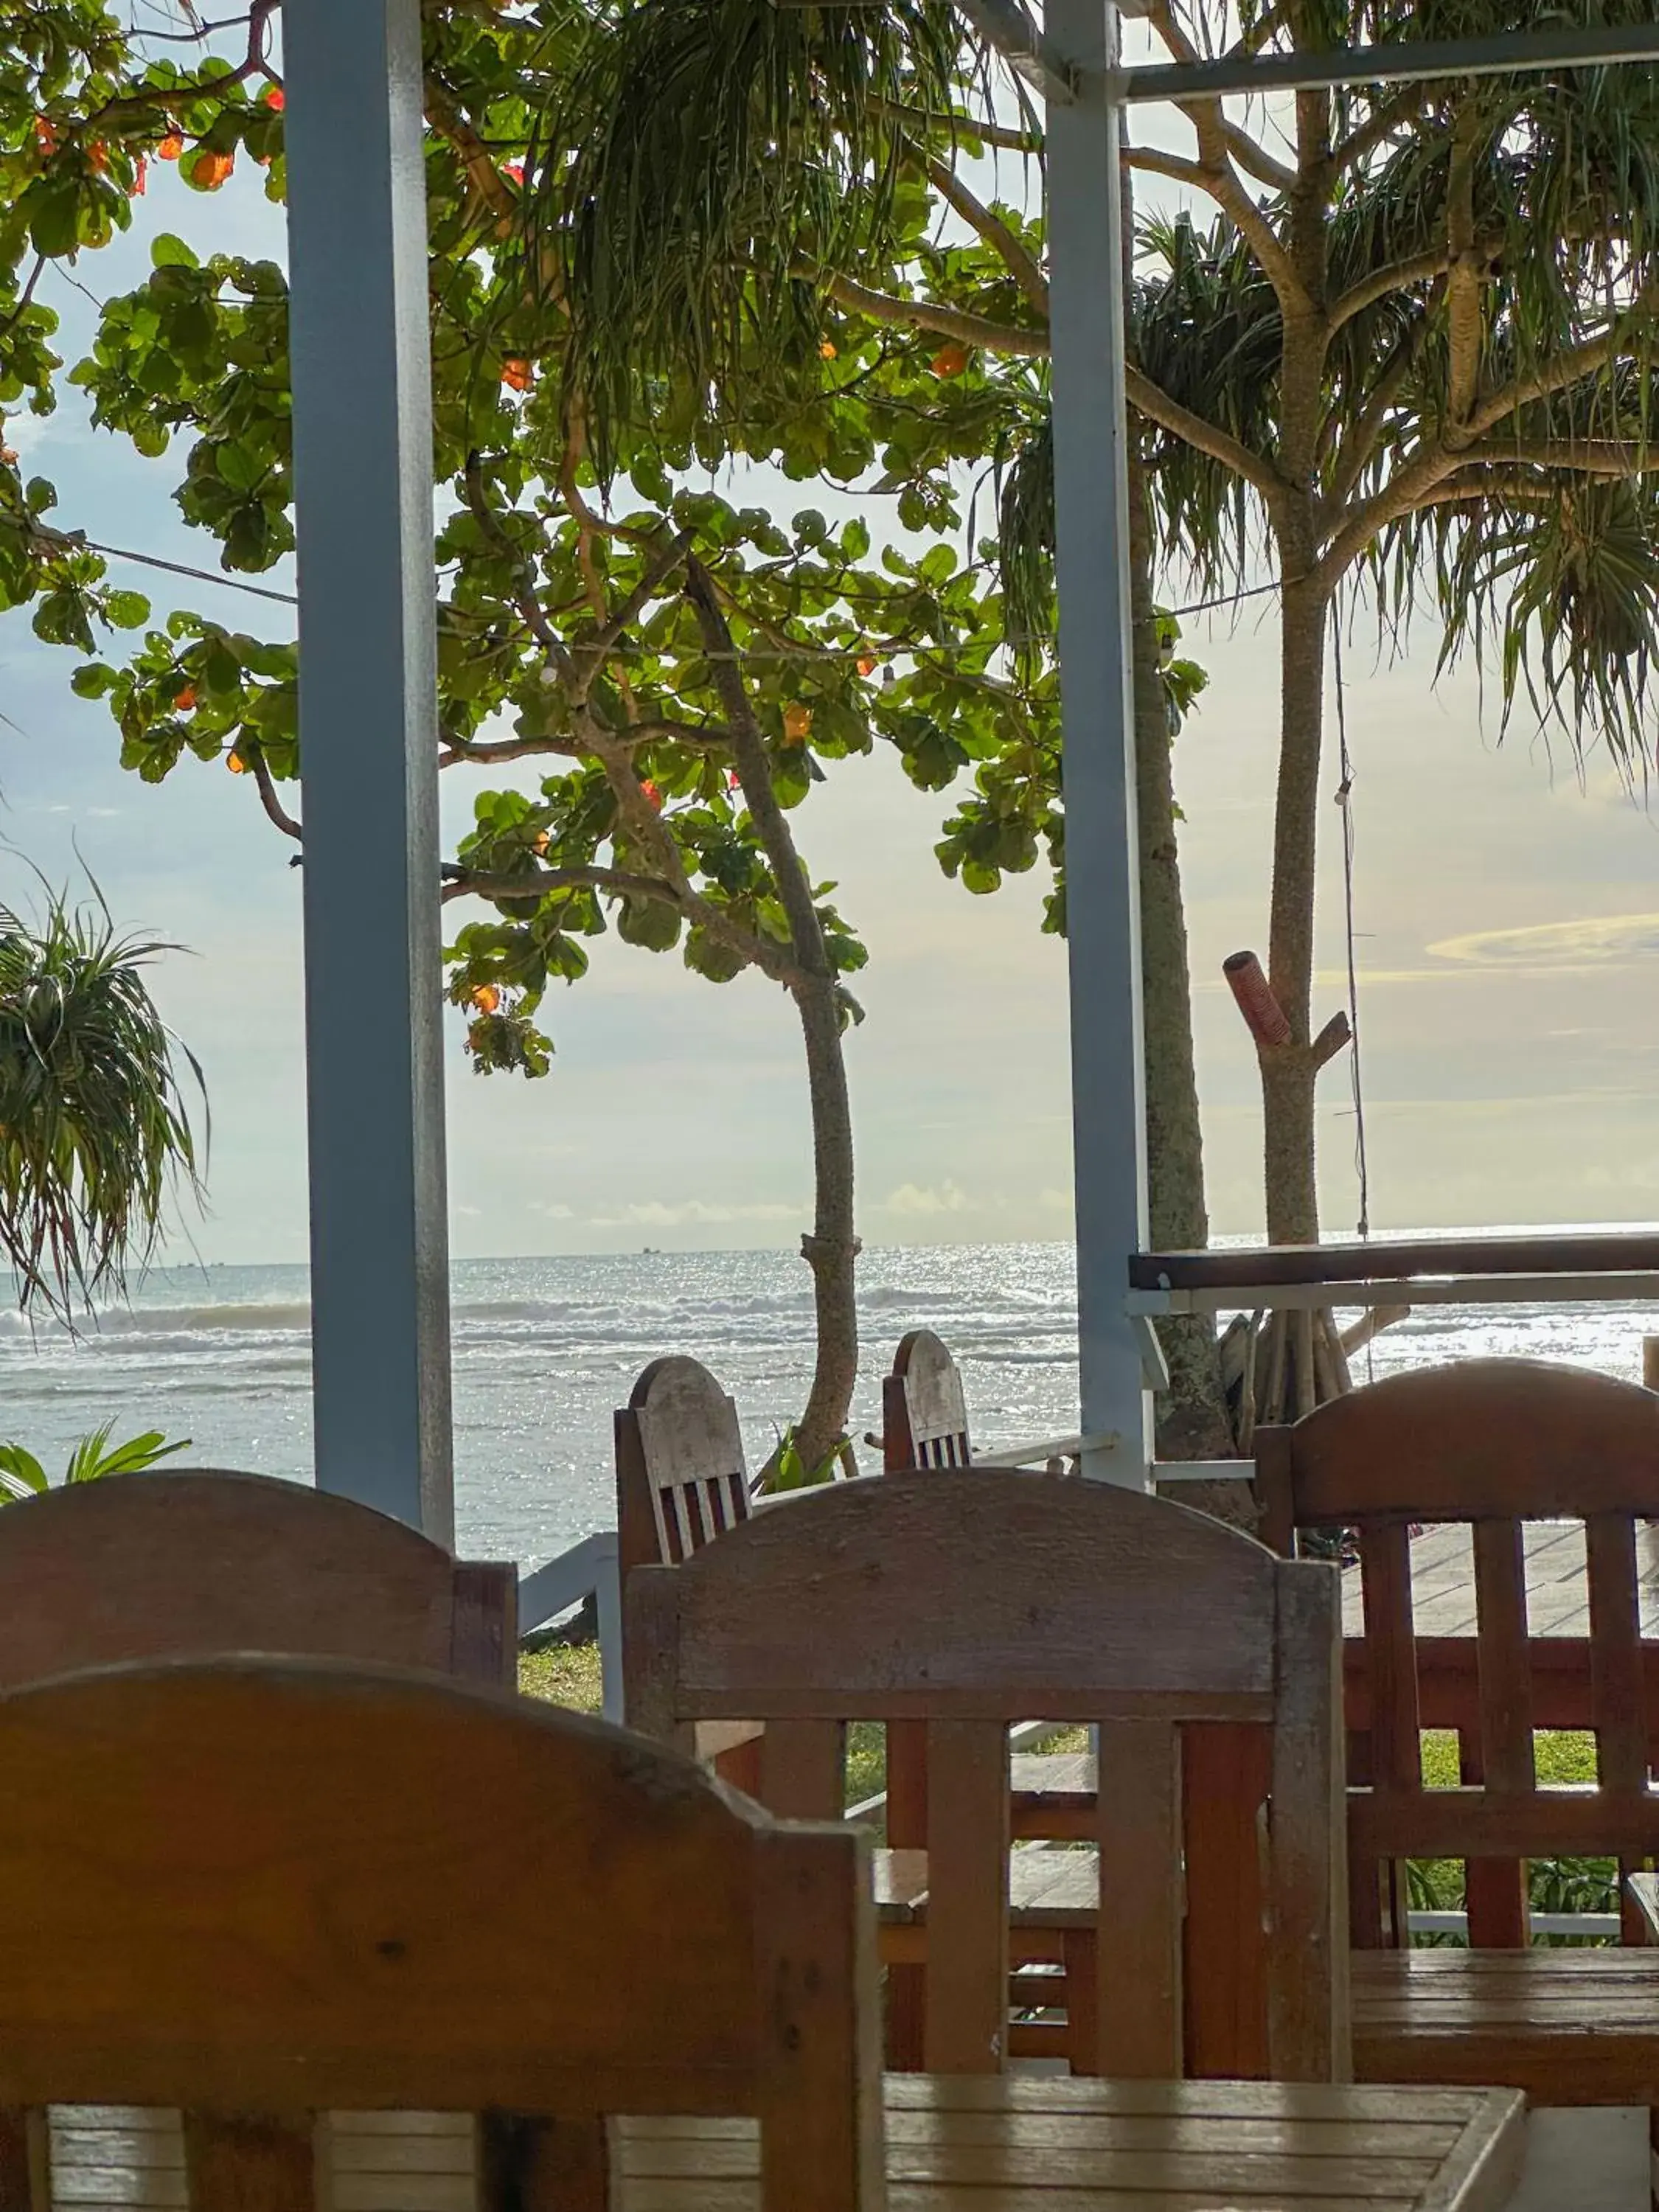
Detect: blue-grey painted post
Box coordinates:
(285, 0, 454, 1541)
(1046, 0, 1152, 1484)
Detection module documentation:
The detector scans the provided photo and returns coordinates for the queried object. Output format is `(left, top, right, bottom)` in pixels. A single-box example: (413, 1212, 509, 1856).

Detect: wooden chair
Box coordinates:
(0, 1467, 517, 2210)
(0, 1658, 882, 2212)
(0, 1467, 516, 1686)
(882, 1329, 972, 1472)
(627, 1467, 1349, 2082)
(1256, 1357, 1659, 2114)
(617, 1355, 751, 1582)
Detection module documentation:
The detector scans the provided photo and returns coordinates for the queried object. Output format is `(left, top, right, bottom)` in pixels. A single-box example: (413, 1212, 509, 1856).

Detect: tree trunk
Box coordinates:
(790, 972, 861, 1474)
(1262, 561, 1329, 1248)
(1129, 453, 1233, 1462)
(683, 557, 860, 1475)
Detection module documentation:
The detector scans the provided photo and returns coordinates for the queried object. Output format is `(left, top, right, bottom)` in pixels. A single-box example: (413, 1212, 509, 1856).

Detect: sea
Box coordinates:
(1, 1238, 1655, 1573)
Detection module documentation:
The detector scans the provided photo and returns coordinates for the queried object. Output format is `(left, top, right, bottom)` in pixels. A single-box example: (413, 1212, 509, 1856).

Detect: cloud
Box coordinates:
(880, 1181, 973, 1216)
(1428, 914, 1659, 970)
(587, 1198, 803, 1228)
(533, 1201, 575, 1220)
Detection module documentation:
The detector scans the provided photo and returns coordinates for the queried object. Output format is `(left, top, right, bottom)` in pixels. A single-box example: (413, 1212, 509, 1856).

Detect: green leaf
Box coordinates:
(103, 589, 150, 630)
(0, 1444, 46, 1500)
(151, 232, 200, 271)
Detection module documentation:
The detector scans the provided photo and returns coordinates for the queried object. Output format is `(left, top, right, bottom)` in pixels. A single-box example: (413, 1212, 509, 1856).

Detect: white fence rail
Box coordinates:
(517, 1531, 622, 1722)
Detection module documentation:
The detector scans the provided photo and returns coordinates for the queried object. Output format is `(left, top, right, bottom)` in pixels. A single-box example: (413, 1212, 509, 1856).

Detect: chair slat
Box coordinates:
(1266, 1562, 1350, 2084)
(923, 1719, 1010, 2073)
(183, 2113, 315, 2212)
(1357, 1522, 1419, 1949)
(1467, 1518, 1531, 1948)
(1180, 1725, 1271, 2080)
(1586, 1509, 1651, 1942)
(1094, 1720, 1183, 2079)
(1588, 1511, 1648, 1792)
(759, 1722, 846, 1822)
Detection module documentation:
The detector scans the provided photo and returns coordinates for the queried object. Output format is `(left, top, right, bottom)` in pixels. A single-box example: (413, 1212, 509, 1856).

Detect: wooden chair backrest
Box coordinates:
(882, 1329, 972, 1472)
(0, 1469, 516, 1686)
(628, 1469, 1347, 2083)
(617, 1356, 751, 1580)
(1255, 1357, 1659, 1949)
(0, 1660, 882, 2212)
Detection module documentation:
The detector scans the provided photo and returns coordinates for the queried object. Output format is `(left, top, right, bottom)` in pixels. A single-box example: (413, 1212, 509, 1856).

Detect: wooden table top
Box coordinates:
(49, 2076, 1527, 2212)
(617, 2076, 1527, 2212)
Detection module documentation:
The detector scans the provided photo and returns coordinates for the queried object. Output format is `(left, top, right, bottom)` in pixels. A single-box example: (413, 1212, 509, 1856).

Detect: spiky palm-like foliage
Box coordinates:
(0, 893, 203, 1319)
(548, 0, 973, 461)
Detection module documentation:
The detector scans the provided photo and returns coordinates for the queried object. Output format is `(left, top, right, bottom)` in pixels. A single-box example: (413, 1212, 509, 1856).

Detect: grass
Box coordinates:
(519, 1640, 604, 1713)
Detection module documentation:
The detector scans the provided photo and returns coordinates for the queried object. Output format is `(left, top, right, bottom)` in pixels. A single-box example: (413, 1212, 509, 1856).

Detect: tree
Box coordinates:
(549, 0, 1239, 1448)
(10, 0, 1060, 1472)
(0, 888, 202, 1318)
(551, 0, 1659, 1422)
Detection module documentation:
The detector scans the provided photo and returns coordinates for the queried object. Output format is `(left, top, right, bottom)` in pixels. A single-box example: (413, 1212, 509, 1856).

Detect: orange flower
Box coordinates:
(501, 355, 533, 392)
(857, 654, 878, 678)
(470, 983, 501, 1014)
(818, 338, 837, 360)
(226, 748, 246, 774)
(502, 160, 525, 185)
(129, 153, 148, 197)
(930, 341, 970, 378)
(782, 703, 813, 742)
(194, 149, 234, 188)
(261, 83, 285, 111)
(174, 684, 198, 712)
(32, 116, 58, 156)
(157, 131, 184, 160)
(641, 778, 663, 810)
(87, 140, 108, 173)
(728, 769, 741, 790)
(532, 828, 550, 855)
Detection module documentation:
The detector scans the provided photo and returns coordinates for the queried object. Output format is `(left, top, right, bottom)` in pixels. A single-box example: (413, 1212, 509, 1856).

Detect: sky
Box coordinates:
(6, 106, 1659, 1269)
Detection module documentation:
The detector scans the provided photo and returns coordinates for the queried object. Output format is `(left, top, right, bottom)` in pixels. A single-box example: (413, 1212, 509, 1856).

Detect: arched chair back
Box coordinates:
(0, 1467, 515, 1687)
(616, 1356, 751, 1579)
(0, 1660, 880, 2212)
(882, 1330, 971, 1472)
(629, 1468, 1346, 2082)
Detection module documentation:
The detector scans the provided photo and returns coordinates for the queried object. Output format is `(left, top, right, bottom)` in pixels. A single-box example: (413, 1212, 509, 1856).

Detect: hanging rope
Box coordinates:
(1332, 622, 1371, 1245)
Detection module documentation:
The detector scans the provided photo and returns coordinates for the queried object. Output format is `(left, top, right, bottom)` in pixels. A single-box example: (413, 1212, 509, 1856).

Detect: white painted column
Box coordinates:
(1046, 0, 1152, 1484)
(285, 0, 454, 1540)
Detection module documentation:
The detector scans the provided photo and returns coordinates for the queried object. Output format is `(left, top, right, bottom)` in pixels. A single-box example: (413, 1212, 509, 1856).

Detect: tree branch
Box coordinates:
(1450, 437, 1659, 476)
(683, 557, 832, 992)
(441, 862, 685, 908)
(821, 270, 1048, 356)
(461, 455, 580, 689)
(1328, 248, 1447, 333)
(572, 526, 695, 691)
(1464, 285, 1659, 442)
(866, 96, 1040, 153)
(1127, 364, 1291, 511)
(247, 743, 301, 840)
(925, 157, 1048, 316)
(425, 75, 518, 232)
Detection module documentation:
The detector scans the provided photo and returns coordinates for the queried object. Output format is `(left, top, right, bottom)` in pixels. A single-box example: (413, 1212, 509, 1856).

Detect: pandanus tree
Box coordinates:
(551, 0, 1659, 1425)
(0, 891, 201, 1320)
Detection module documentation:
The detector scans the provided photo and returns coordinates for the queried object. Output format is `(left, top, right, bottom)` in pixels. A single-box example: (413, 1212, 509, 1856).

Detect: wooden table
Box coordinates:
(616, 2078, 1527, 2211)
(47, 2075, 1528, 2212)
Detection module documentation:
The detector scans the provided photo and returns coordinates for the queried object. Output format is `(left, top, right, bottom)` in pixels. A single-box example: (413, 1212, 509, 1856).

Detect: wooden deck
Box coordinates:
(44, 2079, 1528, 2212)
(1338, 1517, 1659, 1639)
